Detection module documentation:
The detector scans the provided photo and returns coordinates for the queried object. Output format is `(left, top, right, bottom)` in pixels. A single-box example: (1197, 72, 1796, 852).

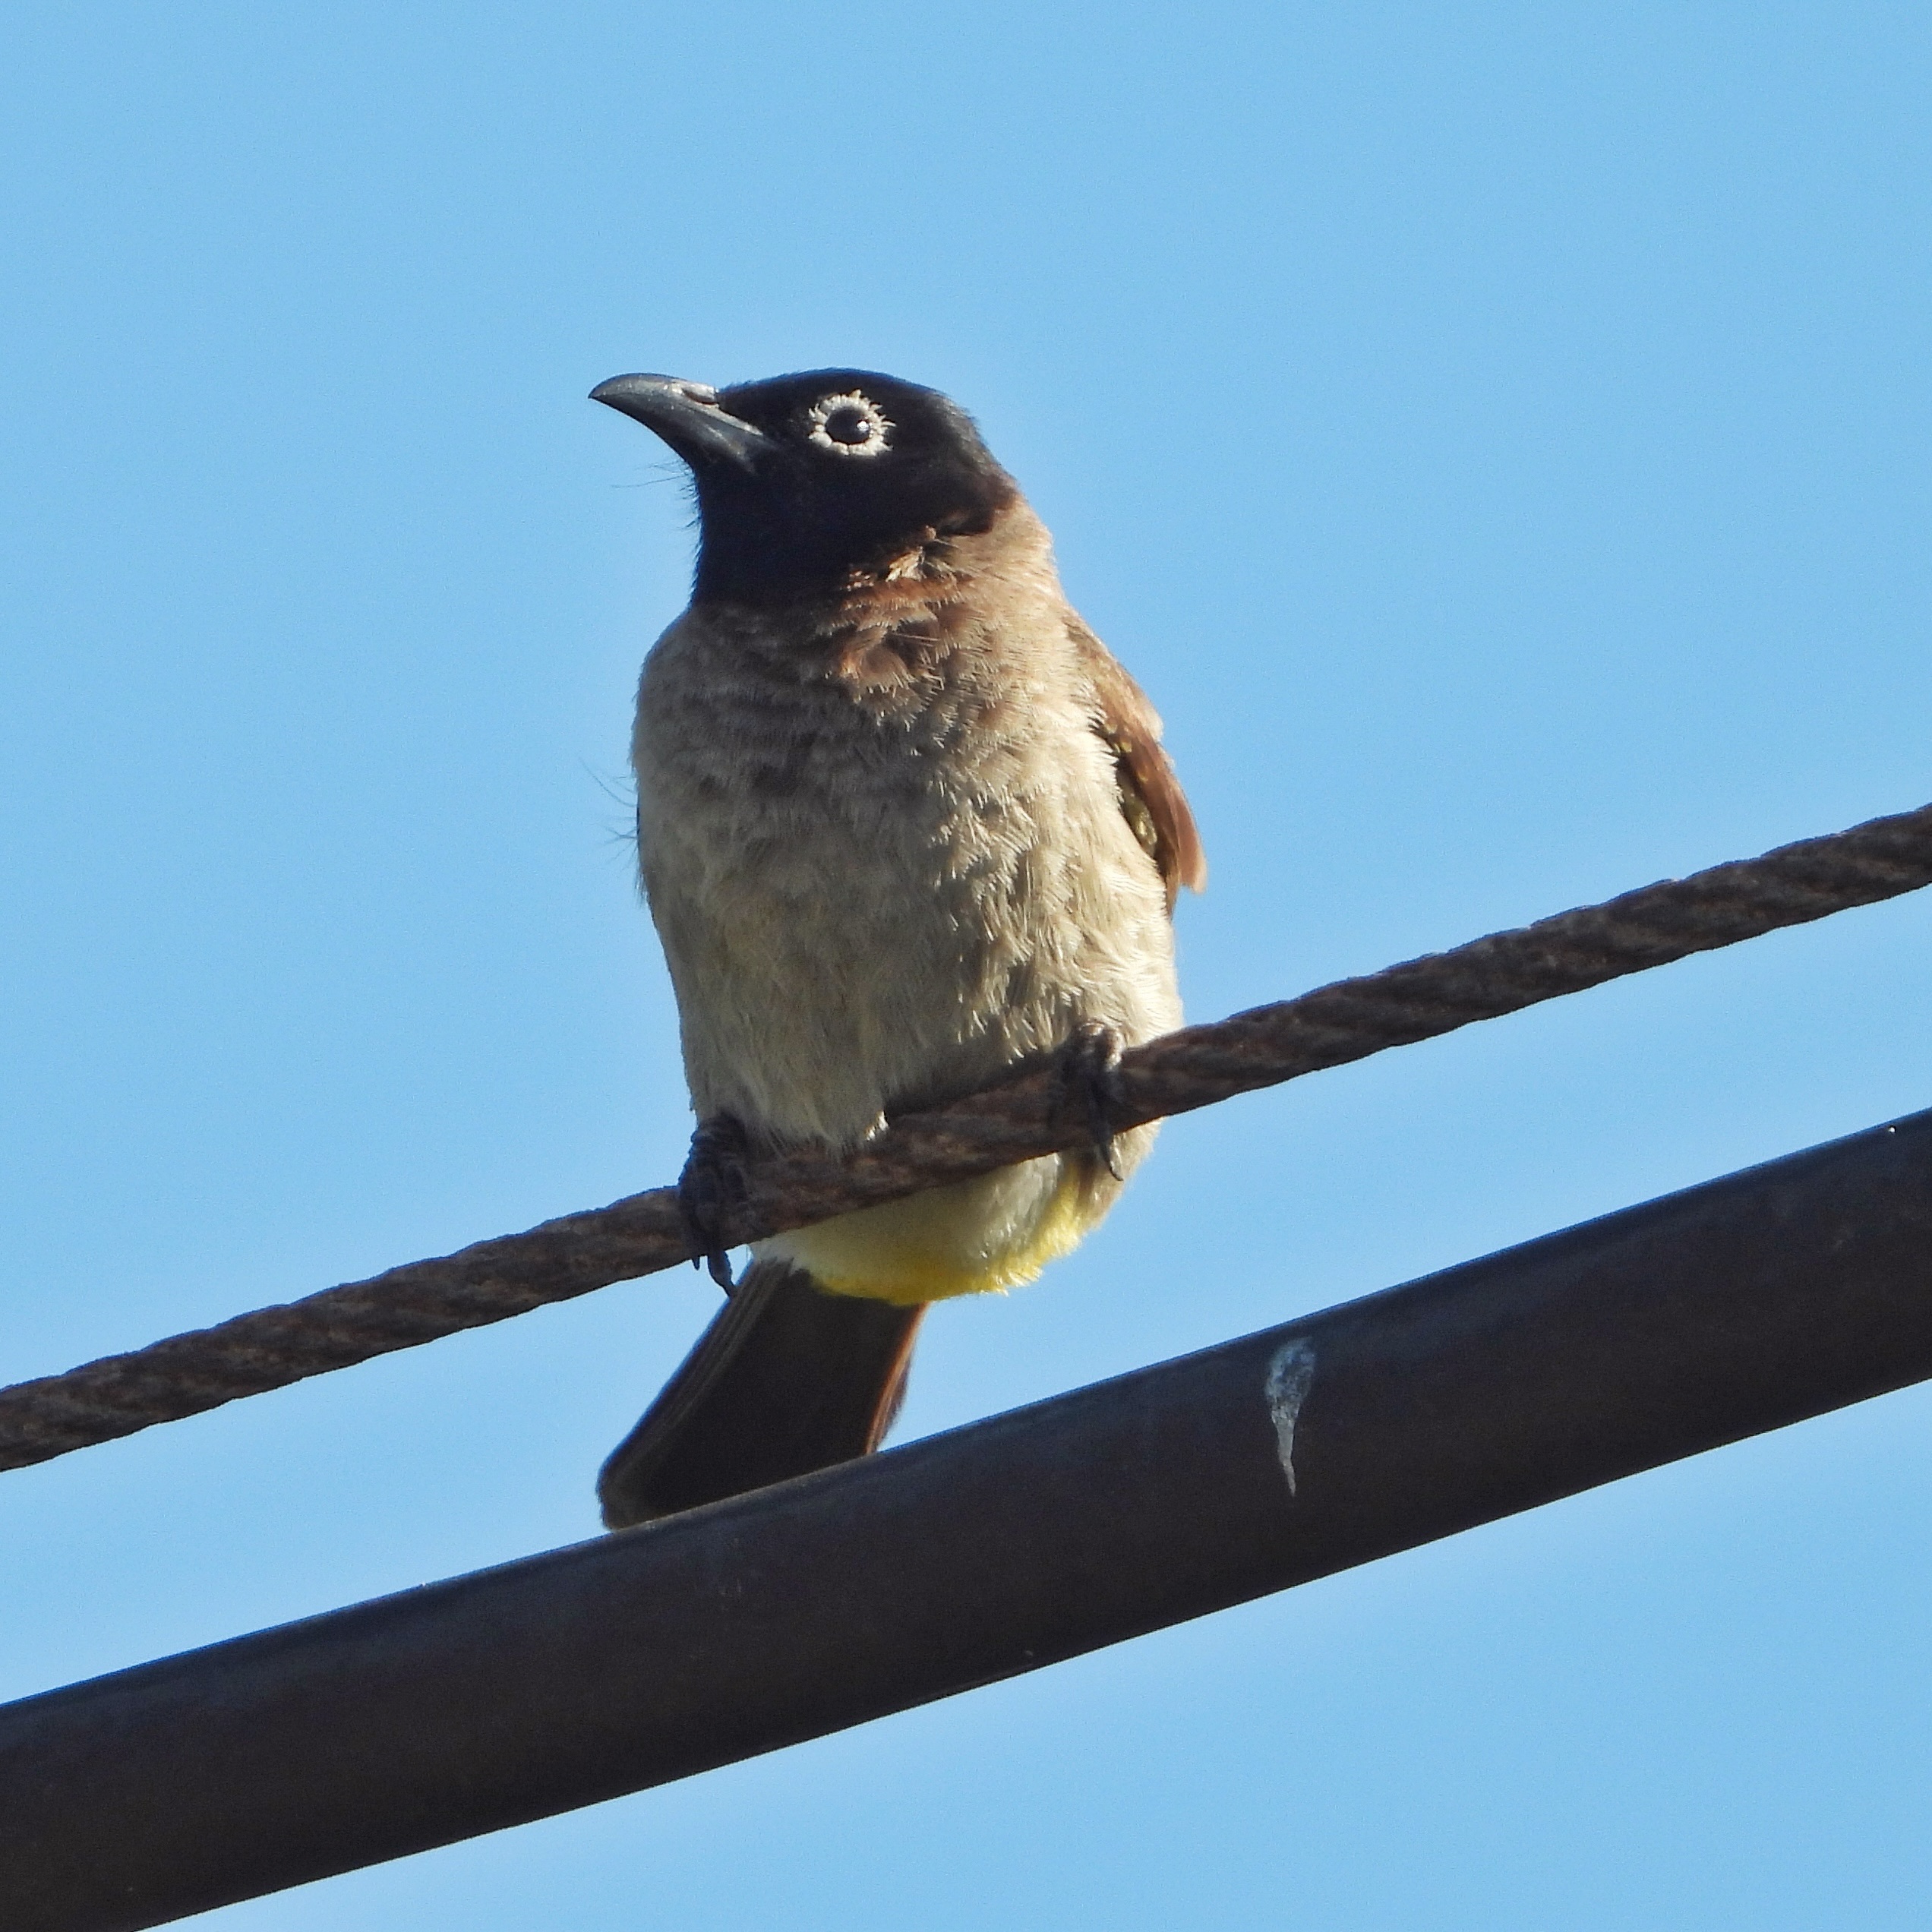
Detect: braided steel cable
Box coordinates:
(4, 798, 1929, 1475)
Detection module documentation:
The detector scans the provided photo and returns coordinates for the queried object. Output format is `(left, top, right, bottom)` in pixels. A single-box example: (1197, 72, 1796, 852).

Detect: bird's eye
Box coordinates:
(807, 391, 893, 458)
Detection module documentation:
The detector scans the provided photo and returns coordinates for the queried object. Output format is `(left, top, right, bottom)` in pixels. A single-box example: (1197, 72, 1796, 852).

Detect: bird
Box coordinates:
(589, 368, 1204, 1527)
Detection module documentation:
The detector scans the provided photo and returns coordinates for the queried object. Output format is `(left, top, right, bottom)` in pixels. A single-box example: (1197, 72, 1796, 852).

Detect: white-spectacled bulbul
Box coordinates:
(589, 370, 1204, 1526)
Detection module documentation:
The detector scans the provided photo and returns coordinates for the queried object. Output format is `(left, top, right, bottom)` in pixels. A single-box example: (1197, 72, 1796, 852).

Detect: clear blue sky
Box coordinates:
(5, 4, 1931, 1925)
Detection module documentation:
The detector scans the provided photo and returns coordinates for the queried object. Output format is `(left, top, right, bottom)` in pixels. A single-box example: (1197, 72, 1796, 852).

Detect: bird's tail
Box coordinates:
(597, 1258, 927, 1528)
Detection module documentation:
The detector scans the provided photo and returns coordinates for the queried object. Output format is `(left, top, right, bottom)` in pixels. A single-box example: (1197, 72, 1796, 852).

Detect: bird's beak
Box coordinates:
(589, 374, 770, 471)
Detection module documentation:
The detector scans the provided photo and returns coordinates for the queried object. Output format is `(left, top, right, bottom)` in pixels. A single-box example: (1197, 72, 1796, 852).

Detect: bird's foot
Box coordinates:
(677, 1113, 753, 1293)
(1053, 1020, 1125, 1180)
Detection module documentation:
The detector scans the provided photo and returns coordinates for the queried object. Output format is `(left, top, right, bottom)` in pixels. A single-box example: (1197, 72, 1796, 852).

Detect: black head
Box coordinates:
(591, 368, 1018, 603)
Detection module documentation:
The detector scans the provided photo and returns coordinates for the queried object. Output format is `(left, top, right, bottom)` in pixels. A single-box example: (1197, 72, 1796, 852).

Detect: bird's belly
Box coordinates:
(648, 778, 1177, 1145)
(683, 829, 1170, 1301)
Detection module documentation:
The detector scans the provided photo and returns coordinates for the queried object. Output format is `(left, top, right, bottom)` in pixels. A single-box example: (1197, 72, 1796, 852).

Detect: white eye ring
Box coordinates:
(807, 391, 893, 457)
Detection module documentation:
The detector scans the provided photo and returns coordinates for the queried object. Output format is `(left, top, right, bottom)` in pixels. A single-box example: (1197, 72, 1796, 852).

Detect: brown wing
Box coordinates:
(1065, 614, 1207, 914)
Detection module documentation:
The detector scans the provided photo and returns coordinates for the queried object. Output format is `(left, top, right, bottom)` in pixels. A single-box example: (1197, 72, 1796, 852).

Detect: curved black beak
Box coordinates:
(589, 374, 770, 471)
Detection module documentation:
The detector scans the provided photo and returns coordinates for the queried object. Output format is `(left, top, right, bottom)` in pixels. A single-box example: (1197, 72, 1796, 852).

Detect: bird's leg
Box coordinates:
(677, 1113, 753, 1293)
(1053, 1019, 1125, 1181)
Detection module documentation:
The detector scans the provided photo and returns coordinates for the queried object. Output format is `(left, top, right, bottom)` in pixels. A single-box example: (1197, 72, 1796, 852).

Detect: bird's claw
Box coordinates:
(1054, 1020, 1125, 1180)
(677, 1113, 752, 1292)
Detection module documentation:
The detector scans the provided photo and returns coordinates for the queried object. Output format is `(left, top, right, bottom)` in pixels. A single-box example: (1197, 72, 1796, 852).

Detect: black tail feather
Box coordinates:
(598, 1259, 927, 1528)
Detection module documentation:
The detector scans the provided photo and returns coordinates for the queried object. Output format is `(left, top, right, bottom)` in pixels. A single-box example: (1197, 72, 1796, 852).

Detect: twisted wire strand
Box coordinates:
(5, 798, 1929, 1475)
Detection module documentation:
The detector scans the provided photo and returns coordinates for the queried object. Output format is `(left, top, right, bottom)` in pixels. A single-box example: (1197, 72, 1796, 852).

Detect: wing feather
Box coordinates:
(1065, 614, 1207, 913)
